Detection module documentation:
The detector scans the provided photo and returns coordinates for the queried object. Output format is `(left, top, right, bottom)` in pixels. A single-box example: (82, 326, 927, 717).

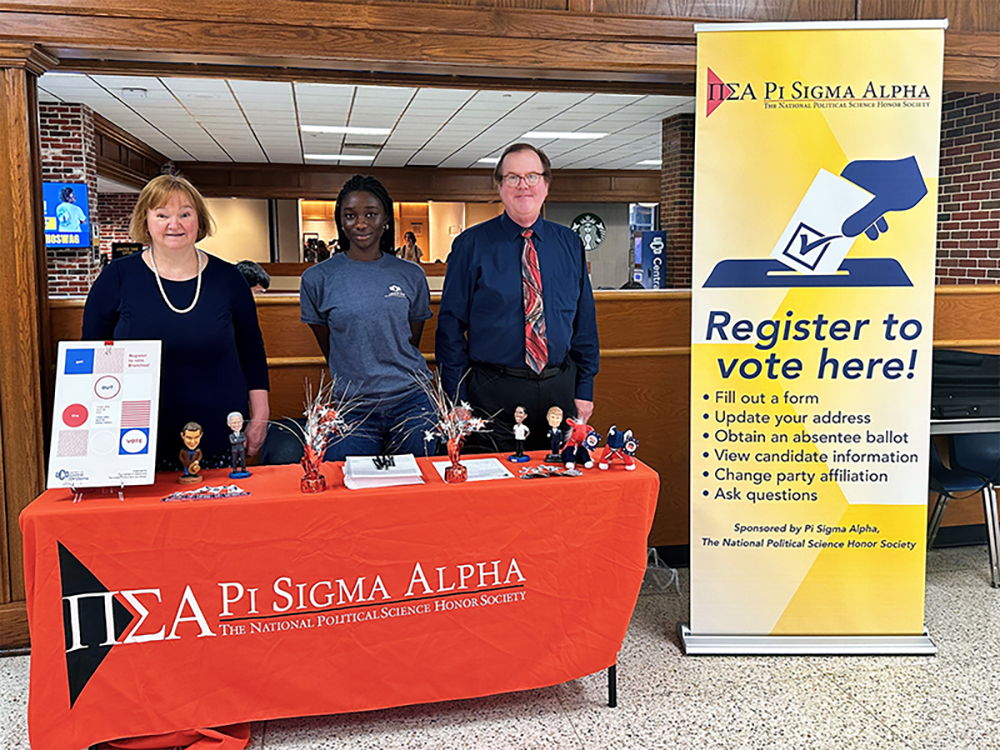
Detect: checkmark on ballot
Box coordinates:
(780, 223, 842, 270)
(769, 168, 874, 275)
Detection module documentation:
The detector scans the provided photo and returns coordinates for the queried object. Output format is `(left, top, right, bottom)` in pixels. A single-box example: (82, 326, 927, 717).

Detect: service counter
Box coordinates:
(49, 285, 1000, 546)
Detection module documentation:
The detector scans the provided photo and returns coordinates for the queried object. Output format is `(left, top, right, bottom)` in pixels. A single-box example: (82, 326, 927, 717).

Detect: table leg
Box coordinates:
(607, 664, 617, 708)
(982, 484, 1000, 588)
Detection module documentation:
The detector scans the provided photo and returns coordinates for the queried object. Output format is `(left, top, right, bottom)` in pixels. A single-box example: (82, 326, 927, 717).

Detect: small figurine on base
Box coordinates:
(545, 406, 565, 462)
(178, 422, 204, 484)
(561, 418, 602, 470)
(227, 411, 252, 479)
(598, 425, 639, 471)
(508, 405, 530, 463)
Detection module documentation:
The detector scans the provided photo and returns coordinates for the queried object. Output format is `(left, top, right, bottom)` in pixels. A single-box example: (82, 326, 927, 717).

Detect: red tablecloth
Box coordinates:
(21, 453, 658, 750)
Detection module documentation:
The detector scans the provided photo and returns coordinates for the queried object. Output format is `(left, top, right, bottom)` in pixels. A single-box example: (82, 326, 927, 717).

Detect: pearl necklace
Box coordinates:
(149, 246, 203, 314)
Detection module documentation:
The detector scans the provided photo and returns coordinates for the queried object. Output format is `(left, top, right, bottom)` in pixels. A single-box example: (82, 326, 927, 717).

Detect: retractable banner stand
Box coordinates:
(683, 20, 946, 654)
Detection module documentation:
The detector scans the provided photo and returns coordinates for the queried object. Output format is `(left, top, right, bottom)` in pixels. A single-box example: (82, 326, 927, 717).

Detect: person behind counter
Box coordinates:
(236, 259, 271, 294)
(82, 174, 270, 470)
(298, 175, 435, 460)
(396, 231, 424, 263)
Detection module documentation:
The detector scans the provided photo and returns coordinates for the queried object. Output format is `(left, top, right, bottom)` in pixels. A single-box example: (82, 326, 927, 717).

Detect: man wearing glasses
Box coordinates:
(436, 143, 599, 453)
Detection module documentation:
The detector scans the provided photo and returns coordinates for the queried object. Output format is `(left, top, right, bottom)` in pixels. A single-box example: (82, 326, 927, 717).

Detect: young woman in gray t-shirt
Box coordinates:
(298, 175, 436, 461)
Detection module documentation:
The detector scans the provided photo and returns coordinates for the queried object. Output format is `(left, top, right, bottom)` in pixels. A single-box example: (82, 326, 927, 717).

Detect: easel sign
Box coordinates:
(47, 340, 161, 491)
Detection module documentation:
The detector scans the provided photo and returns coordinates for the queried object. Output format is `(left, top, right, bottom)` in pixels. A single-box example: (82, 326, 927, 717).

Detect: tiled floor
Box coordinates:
(3, 546, 998, 749)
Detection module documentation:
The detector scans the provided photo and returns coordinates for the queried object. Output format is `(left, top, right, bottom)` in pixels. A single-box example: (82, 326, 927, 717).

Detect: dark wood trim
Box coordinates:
(176, 163, 661, 202)
(944, 53, 1000, 93)
(0, 12, 695, 76)
(0, 64, 47, 605)
(0, 601, 28, 649)
(859, 0, 1000, 34)
(57, 59, 696, 96)
(0, 1, 995, 89)
(0, 0, 1000, 91)
(0, 0, 704, 43)
(0, 40, 56, 74)
(94, 112, 165, 163)
(93, 112, 167, 188)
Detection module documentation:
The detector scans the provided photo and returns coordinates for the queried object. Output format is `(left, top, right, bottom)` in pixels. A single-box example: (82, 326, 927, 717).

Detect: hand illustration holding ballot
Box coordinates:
(839, 156, 927, 240)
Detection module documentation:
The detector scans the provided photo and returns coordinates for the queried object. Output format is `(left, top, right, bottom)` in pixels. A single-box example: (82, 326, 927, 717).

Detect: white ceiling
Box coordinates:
(38, 73, 692, 170)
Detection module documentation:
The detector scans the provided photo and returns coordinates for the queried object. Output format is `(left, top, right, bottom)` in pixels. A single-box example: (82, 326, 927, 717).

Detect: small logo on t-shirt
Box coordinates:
(384, 284, 408, 300)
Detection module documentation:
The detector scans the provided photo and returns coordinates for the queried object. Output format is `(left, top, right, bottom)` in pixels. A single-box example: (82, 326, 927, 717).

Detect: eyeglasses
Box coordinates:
(501, 172, 544, 187)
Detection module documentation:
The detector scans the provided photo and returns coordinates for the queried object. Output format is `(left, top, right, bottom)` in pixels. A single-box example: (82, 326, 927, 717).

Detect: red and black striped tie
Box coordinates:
(521, 228, 548, 373)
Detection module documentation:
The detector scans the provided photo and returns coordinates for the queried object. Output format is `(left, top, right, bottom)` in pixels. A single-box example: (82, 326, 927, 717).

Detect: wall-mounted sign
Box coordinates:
(570, 213, 607, 251)
(43, 182, 92, 248)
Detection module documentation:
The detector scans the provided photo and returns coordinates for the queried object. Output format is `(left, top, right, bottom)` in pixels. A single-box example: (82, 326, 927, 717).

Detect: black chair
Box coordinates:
(932, 433, 1000, 587)
(951, 433, 1000, 587)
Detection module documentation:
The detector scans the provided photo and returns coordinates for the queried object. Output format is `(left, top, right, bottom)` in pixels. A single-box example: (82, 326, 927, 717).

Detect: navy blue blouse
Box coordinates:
(82, 252, 269, 467)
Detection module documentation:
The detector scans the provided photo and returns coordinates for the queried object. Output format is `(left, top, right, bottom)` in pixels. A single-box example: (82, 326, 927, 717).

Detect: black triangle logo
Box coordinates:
(58, 542, 135, 707)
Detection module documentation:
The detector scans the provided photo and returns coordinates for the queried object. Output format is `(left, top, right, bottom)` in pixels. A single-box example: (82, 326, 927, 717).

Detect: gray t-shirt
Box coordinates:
(300, 252, 432, 402)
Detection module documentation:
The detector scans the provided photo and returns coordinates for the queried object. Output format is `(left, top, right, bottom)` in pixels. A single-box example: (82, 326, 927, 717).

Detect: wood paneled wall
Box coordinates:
(176, 164, 661, 203)
(859, 1, 1000, 32)
(93, 113, 167, 189)
(578, 0, 854, 19)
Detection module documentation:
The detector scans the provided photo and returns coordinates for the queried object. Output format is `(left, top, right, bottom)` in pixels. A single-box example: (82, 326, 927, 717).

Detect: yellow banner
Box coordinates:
(690, 23, 944, 637)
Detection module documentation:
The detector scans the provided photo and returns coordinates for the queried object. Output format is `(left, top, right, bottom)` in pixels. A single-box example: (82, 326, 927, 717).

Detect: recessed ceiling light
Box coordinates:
(120, 87, 148, 99)
(477, 157, 500, 164)
(521, 131, 608, 140)
(304, 154, 375, 161)
(302, 125, 391, 136)
(637, 159, 662, 166)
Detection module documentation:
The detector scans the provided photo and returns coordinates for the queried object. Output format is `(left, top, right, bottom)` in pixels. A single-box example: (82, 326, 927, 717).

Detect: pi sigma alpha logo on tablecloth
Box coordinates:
(57, 542, 527, 707)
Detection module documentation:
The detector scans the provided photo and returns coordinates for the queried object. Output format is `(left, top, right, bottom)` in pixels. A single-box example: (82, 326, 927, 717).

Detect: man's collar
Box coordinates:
(500, 211, 545, 240)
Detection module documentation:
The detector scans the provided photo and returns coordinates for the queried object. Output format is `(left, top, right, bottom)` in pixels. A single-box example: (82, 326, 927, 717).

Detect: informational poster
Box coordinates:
(686, 21, 945, 652)
(43, 181, 92, 248)
(47, 340, 161, 489)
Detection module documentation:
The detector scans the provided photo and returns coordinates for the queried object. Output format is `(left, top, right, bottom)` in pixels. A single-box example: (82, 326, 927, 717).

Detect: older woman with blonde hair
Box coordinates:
(83, 174, 270, 470)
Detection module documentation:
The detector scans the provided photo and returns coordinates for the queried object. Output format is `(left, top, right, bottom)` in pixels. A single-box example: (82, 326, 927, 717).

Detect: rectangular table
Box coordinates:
(21, 453, 658, 749)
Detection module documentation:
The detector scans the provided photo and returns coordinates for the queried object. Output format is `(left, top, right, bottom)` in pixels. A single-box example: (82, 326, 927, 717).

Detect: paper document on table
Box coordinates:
(343, 454, 425, 490)
(432, 458, 515, 482)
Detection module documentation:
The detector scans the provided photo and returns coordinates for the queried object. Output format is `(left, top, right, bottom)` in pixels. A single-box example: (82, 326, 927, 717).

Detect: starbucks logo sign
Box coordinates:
(571, 213, 607, 251)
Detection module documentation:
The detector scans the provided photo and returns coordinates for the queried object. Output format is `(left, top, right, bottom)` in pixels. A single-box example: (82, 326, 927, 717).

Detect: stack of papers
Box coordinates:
(342, 454, 425, 490)
(431, 458, 515, 482)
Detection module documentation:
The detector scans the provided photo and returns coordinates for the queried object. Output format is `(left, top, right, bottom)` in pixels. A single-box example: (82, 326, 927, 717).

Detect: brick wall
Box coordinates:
(99, 193, 138, 258)
(40, 103, 99, 297)
(937, 92, 1000, 284)
(660, 113, 694, 288)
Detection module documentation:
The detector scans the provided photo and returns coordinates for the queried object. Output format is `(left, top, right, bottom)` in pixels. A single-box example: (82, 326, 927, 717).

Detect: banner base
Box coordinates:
(678, 624, 937, 655)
